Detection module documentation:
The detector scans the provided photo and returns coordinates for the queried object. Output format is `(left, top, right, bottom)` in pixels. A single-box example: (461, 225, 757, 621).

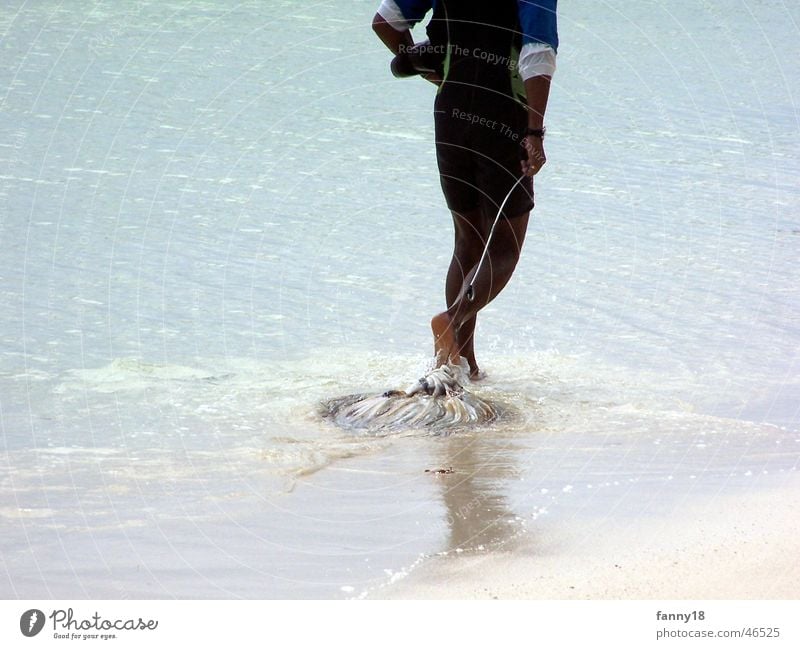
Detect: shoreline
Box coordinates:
(373, 473, 800, 599)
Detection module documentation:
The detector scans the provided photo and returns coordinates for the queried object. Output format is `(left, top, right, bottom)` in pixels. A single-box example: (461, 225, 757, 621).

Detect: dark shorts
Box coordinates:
(434, 62, 534, 220)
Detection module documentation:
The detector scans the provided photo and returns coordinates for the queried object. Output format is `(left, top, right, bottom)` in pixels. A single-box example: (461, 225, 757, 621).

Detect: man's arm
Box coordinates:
(517, 0, 559, 176)
(521, 75, 552, 176)
(372, 1, 439, 83)
(372, 12, 413, 54)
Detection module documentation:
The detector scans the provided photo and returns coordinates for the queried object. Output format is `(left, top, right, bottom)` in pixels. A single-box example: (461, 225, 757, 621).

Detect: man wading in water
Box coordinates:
(372, 1, 558, 385)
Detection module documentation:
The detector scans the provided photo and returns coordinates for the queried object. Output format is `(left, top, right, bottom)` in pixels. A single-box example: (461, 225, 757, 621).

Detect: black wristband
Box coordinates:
(523, 126, 546, 139)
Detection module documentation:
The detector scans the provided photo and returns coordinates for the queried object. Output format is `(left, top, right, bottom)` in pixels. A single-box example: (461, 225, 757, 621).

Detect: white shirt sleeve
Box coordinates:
(518, 42, 557, 80)
(377, 0, 411, 31)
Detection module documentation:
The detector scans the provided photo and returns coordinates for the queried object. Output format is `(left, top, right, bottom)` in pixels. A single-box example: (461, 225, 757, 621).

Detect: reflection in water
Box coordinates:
(435, 430, 522, 552)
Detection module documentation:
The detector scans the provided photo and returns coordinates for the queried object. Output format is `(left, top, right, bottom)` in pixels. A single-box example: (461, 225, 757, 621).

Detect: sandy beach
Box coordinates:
(376, 474, 800, 599)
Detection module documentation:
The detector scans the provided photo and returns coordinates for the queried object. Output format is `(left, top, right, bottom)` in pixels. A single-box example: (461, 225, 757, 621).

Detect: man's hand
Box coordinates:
(521, 135, 546, 176)
(373, 12, 440, 85)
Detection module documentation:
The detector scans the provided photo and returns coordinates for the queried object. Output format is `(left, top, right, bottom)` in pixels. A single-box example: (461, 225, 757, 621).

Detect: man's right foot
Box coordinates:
(469, 366, 487, 381)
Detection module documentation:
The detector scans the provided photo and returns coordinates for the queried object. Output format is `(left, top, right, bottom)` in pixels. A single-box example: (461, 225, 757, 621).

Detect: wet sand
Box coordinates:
(375, 473, 800, 600)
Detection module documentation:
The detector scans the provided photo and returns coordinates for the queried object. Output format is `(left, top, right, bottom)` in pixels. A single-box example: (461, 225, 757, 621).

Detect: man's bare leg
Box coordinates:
(433, 210, 530, 370)
(444, 208, 488, 377)
(432, 311, 459, 366)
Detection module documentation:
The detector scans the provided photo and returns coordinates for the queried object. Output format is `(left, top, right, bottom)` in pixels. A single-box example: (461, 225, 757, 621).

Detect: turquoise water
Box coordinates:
(1, 1, 798, 598)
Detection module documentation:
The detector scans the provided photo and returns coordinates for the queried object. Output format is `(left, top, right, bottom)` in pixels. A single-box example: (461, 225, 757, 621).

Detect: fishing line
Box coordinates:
(465, 172, 528, 302)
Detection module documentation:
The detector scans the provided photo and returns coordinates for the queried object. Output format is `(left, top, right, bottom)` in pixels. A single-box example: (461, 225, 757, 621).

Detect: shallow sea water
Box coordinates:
(1, 1, 799, 597)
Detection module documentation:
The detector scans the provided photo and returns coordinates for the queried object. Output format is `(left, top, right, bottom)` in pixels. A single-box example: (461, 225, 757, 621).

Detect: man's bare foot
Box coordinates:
(470, 367, 487, 381)
(460, 353, 486, 381)
(431, 312, 458, 366)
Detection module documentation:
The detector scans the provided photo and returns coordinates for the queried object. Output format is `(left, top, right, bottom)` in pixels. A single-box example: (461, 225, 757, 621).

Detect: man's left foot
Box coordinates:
(431, 312, 458, 366)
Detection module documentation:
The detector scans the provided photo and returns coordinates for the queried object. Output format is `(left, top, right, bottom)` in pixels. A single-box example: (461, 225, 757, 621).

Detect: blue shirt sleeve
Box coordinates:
(391, 0, 433, 28)
(518, 0, 559, 52)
